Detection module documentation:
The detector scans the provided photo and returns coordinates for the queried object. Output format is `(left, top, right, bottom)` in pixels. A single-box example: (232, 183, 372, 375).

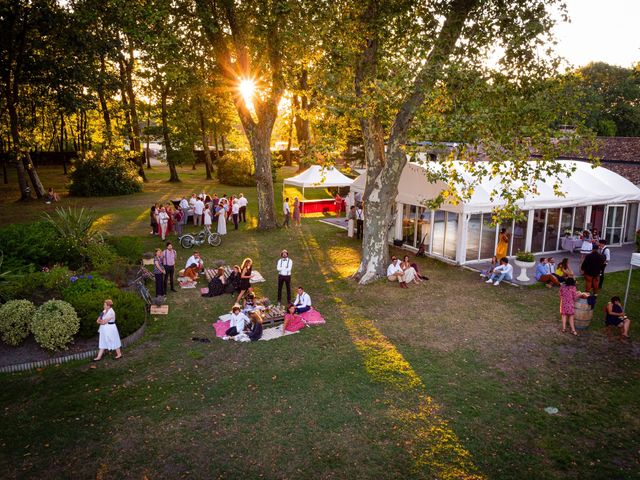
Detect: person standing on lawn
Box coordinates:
(92, 299, 122, 361)
(162, 242, 177, 293)
(598, 239, 611, 288)
(581, 249, 606, 300)
(277, 249, 293, 305)
(232, 198, 240, 230)
(238, 193, 248, 223)
(194, 196, 205, 226)
(559, 277, 588, 336)
(355, 203, 364, 240)
(283, 197, 291, 228)
(153, 248, 166, 297)
(157, 206, 169, 241)
(179, 196, 190, 225)
(346, 205, 356, 238)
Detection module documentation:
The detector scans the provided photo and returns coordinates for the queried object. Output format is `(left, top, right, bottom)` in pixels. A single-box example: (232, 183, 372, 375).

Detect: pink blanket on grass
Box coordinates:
(301, 309, 325, 325)
(213, 320, 231, 337)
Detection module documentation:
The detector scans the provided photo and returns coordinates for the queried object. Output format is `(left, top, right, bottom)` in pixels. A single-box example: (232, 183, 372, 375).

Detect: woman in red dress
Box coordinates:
(282, 304, 306, 335)
(165, 203, 174, 234)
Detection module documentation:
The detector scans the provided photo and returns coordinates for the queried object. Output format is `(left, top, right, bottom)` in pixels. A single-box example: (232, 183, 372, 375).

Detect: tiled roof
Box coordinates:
(570, 137, 640, 163)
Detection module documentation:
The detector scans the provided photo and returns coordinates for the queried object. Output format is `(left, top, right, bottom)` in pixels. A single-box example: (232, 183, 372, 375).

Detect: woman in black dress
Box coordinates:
(235, 258, 253, 303)
(202, 267, 226, 297)
(225, 265, 242, 295)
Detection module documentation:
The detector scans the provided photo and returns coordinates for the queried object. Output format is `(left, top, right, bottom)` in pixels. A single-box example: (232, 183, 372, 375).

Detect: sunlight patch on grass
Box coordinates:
(93, 213, 114, 231)
(300, 231, 485, 479)
(326, 246, 361, 279)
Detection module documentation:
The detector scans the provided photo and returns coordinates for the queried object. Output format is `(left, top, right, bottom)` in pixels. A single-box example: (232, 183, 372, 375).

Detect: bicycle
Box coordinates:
(128, 265, 153, 306)
(178, 228, 222, 249)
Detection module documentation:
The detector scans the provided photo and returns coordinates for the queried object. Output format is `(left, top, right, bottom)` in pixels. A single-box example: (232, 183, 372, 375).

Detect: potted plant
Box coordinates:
(514, 251, 536, 282)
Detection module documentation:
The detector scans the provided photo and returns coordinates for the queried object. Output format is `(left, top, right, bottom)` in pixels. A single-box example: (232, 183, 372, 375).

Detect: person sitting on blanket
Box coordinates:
(243, 291, 257, 313)
(182, 263, 199, 282)
(293, 286, 312, 314)
(225, 265, 242, 295)
(203, 266, 226, 297)
(283, 303, 306, 335)
(223, 304, 249, 340)
(185, 251, 204, 273)
(247, 311, 263, 342)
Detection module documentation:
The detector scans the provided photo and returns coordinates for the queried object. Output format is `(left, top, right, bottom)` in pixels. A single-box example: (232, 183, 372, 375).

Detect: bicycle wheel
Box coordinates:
(180, 235, 195, 249)
(208, 233, 222, 246)
(137, 283, 152, 305)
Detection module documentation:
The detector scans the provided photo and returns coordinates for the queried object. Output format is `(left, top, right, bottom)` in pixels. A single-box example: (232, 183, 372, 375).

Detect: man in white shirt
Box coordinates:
(276, 249, 293, 305)
(238, 193, 248, 223)
(157, 207, 170, 240)
(224, 304, 249, 339)
(485, 257, 514, 286)
(355, 204, 364, 240)
(185, 251, 204, 273)
(293, 286, 312, 313)
(387, 256, 408, 288)
(231, 199, 240, 230)
(193, 197, 205, 226)
(598, 239, 611, 287)
(283, 197, 291, 228)
(189, 194, 197, 207)
(179, 196, 190, 225)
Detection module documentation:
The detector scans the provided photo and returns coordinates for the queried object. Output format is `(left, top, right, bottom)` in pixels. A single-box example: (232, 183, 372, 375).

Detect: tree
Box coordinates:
(195, 0, 291, 229)
(0, 0, 55, 199)
(326, 0, 582, 283)
(574, 62, 640, 137)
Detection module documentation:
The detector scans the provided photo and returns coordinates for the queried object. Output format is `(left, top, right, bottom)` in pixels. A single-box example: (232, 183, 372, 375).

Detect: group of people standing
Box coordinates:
(282, 197, 301, 227)
(150, 192, 249, 240)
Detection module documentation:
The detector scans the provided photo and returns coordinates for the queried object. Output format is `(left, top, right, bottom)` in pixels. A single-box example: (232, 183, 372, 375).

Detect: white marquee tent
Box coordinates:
(284, 165, 354, 199)
(351, 159, 640, 264)
(350, 160, 640, 213)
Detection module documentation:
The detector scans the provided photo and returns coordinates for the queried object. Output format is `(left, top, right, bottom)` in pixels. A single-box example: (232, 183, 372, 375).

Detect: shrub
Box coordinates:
(106, 236, 143, 264)
(110, 290, 145, 337)
(41, 266, 72, 291)
(43, 207, 107, 269)
(86, 242, 119, 274)
(217, 151, 255, 186)
(31, 300, 80, 351)
(0, 299, 36, 346)
(0, 221, 64, 270)
(63, 276, 119, 338)
(515, 251, 535, 262)
(69, 148, 143, 197)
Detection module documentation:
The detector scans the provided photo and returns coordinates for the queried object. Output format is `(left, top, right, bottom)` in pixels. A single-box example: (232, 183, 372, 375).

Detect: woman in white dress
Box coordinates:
(203, 206, 212, 233)
(216, 203, 227, 235)
(93, 299, 122, 361)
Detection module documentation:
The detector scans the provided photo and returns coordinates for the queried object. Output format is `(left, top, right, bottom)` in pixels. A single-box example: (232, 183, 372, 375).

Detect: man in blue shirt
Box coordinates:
(535, 257, 560, 288)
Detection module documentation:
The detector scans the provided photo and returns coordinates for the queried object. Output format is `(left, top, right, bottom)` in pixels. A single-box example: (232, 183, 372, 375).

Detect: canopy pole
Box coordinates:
(623, 264, 634, 310)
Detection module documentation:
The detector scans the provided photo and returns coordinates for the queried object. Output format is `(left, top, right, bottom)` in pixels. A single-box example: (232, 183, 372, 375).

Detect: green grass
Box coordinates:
(0, 163, 639, 479)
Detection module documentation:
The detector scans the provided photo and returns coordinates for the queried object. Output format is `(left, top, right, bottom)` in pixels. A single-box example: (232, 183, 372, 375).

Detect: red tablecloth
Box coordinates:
(300, 199, 336, 214)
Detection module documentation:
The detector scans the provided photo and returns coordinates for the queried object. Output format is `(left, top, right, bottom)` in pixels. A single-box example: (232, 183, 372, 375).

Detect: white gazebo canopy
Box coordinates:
(351, 160, 640, 213)
(284, 165, 354, 188)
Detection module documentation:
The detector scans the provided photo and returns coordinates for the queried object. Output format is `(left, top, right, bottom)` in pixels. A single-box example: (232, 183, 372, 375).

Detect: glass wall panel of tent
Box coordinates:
(401, 205, 431, 249)
(431, 210, 458, 261)
(625, 203, 639, 243)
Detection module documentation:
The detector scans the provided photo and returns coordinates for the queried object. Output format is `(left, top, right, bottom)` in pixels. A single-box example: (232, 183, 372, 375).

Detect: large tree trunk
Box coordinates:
(293, 70, 311, 172)
(245, 122, 277, 229)
(354, 0, 477, 284)
(198, 104, 213, 180)
(121, 49, 147, 181)
(161, 88, 180, 182)
(7, 97, 44, 199)
(98, 53, 112, 145)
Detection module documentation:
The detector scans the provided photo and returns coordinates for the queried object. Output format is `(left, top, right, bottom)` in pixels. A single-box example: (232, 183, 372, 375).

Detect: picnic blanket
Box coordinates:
(178, 277, 197, 288)
(213, 307, 325, 340)
(300, 308, 325, 325)
(250, 270, 266, 283)
(212, 320, 298, 341)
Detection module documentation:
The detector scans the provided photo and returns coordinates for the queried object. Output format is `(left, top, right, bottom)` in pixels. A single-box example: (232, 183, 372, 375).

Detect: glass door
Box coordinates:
(604, 205, 626, 246)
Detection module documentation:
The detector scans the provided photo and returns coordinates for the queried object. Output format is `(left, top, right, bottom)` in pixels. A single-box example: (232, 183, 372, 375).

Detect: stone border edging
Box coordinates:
(0, 321, 147, 374)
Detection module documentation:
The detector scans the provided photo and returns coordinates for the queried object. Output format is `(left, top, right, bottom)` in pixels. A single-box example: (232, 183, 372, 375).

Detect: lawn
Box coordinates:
(0, 164, 639, 479)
